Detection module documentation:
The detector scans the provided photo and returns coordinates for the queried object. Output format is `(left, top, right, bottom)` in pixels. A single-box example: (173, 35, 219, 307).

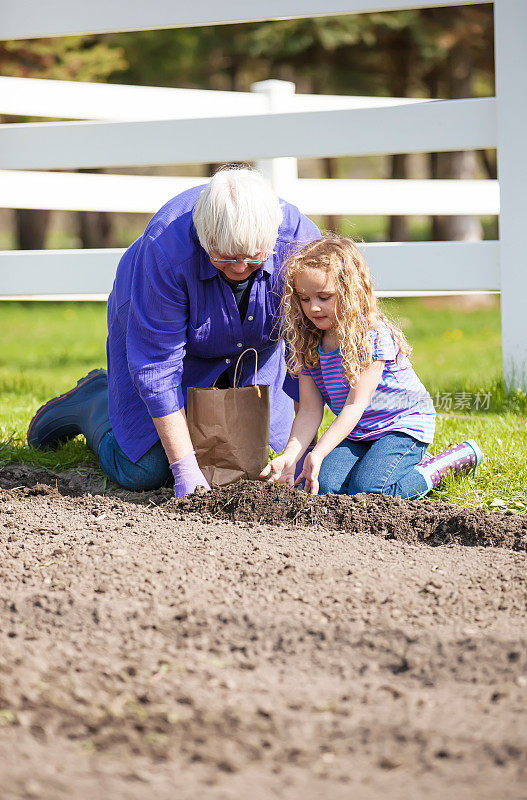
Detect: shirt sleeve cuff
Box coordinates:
(140, 383, 186, 419)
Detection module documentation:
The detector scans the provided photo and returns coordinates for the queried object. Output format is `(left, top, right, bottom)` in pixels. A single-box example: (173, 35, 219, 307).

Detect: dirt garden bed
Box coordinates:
(0, 463, 526, 799)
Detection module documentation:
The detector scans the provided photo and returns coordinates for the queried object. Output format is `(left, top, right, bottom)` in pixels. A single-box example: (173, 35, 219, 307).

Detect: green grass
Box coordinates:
(0, 302, 107, 471)
(1, 297, 526, 511)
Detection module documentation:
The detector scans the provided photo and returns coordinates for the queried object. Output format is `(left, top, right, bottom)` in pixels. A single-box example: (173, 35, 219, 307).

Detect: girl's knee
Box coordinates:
(318, 474, 342, 495)
(317, 442, 361, 495)
(347, 473, 383, 496)
(348, 475, 419, 499)
(317, 463, 348, 495)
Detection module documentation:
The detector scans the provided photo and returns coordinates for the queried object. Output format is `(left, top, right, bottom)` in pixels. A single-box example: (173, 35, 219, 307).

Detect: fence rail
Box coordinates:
(2, 0, 488, 41)
(0, 76, 423, 120)
(0, 98, 496, 170)
(0, 171, 500, 216)
(0, 242, 500, 298)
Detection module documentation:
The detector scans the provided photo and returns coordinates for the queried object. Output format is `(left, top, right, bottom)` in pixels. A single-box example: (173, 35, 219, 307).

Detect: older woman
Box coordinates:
(27, 167, 320, 496)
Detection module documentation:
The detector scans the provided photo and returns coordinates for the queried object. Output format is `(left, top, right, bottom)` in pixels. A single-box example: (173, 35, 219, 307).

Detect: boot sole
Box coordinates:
(27, 369, 107, 447)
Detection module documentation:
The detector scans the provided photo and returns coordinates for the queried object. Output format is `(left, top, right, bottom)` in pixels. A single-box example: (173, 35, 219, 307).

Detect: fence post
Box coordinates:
(250, 79, 298, 197)
(494, 0, 527, 390)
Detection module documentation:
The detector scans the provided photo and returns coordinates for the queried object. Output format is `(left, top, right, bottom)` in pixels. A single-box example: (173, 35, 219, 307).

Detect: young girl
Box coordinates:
(261, 235, 482, 498)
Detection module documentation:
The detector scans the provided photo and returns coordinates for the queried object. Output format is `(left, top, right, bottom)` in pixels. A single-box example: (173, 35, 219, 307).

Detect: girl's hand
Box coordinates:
(260, 455, 296, 486)
(294, 450, 322, 495)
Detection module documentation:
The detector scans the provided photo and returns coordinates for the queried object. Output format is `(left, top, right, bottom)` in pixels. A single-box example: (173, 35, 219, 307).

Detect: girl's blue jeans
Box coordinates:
(317, 432, 429, 500)
(98, 431, 171, 491)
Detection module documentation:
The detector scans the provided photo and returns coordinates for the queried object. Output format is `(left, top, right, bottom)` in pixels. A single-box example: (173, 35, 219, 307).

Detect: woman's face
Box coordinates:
(209, 250, 269, 282)
(294, 268, 338, 330)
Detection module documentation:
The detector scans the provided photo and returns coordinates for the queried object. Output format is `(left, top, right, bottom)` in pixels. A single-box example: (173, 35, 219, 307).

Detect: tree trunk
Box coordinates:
(478, 149, 497, 180)
(431, 41, 483, 241)
(2, 113, 53, 252)
(77, 211, 113, 248)
(76, 170, 113, 248)
(322, 157, 339, 233)
(432, 151, 483, 241)
(388, 29, 411, 242)
(389, 154, 409, 241)
(15, 209, 51, 249)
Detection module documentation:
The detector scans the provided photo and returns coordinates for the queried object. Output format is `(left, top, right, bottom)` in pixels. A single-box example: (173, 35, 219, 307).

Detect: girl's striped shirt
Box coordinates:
(301, 321, 436, 443)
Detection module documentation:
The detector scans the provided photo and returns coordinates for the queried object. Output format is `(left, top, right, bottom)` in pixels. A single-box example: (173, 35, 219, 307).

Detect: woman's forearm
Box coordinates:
(152, 407, 194, 464)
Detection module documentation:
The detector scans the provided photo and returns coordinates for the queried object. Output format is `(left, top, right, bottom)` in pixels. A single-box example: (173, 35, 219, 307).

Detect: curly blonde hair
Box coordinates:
(281, 235, 411, 387)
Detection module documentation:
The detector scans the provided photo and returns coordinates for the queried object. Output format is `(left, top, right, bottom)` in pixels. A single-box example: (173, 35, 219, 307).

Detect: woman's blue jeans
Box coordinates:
(97, 431, 171, 491)
(317, 432, 429, 500)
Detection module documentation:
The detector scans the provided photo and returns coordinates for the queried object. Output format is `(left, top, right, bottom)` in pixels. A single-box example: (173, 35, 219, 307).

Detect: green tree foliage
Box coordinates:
(112, 8, 492, 99)
(0, 35, 127, 83)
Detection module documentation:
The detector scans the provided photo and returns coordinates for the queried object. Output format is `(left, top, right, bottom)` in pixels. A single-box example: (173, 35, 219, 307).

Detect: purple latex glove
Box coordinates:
(170, 451, 210, 498)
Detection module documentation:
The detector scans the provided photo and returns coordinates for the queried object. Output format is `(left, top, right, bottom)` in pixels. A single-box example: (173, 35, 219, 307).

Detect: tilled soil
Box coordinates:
(0, 464, 526, 799)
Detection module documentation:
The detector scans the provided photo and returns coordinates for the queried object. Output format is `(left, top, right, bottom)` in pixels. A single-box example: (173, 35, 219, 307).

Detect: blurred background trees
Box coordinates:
(1, 4, 495, 249)
(0, 35, 126, 249)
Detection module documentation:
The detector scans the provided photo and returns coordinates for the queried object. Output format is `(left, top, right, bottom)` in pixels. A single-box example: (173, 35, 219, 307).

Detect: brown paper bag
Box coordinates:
(187, 348, 270, 488)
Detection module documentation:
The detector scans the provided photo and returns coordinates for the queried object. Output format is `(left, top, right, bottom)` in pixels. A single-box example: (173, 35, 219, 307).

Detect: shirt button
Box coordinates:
(237, 342, 243, 348)
(225, 358, 231, 364)
(247, 315, 254, 321)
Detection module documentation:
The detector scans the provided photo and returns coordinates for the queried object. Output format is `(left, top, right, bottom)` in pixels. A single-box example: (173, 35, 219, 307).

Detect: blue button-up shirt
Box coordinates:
(106, 185, 320, 463)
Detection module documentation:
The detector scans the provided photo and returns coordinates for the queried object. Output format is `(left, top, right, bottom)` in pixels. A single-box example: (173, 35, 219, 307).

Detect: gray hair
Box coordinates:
(192, 166, 283, 256)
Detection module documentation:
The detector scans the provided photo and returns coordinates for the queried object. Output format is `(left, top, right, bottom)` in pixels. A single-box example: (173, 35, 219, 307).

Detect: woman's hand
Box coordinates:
(260, 454, 296, 486)
(170, 452, 210, 497)
(294, 450, 323, 495)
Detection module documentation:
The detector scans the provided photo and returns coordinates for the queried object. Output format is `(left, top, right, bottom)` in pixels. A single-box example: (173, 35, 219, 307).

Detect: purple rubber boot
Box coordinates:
(415, 439, 483, 494)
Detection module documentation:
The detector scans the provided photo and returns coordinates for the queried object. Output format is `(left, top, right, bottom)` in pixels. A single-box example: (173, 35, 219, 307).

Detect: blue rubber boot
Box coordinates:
(27, 369, 111, 455)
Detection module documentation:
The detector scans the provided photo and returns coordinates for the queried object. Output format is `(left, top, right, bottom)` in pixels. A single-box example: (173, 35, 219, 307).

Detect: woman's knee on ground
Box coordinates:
(123, 448, 171, 491)
(99, 433, 171, 491)
(103, 459, 171, 492)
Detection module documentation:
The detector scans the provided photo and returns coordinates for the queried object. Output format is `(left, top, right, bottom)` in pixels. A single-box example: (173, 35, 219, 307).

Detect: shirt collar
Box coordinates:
(198, 248, 218, 280)
(261, 254, 274, 276)
(318, 342, 339, 356)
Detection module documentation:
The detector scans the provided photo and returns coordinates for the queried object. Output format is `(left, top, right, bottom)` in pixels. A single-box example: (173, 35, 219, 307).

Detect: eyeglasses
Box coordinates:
(210, 252, 275, 267)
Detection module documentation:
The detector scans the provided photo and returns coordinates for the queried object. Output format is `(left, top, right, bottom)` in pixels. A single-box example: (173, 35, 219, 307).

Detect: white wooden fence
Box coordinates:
(0, 0, 525, 387)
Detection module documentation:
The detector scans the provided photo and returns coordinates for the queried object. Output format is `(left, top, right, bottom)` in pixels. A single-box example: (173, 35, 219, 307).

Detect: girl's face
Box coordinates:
(294, 268, 337, 330)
